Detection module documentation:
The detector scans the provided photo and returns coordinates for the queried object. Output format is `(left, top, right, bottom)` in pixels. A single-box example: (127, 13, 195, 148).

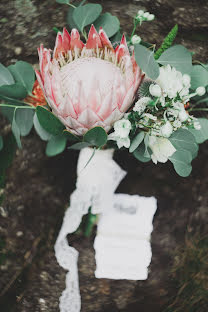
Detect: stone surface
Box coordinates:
(0, 0, 208, 311)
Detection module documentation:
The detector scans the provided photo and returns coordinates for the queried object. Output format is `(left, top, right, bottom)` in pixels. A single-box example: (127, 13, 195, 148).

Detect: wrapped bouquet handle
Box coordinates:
(55, 148, 157, 312)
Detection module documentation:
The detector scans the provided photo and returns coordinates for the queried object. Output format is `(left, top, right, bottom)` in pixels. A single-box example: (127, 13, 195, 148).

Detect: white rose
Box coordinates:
(160, 121, 173, 138)
(114, 119, 132, 138)
(149, 136, 176, 164)
(149, 84, 162, 97)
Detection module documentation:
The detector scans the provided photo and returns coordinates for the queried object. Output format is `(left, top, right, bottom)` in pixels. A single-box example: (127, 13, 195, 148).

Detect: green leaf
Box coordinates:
(169, 150, 192, 177)
(133, 142, 151, 163)
(73, 3, 102, 31)
(84, 127, 107, 147)
(0, 94, 25, 106)
(8, 61, 35, 94)
(134, 44, 160, 80)
(0, 83, 27, 99)
(15, 108, 34, 136)
(0, 134, 16, 172)
(94, 13, 120, 38)
(67, 6, 79, 30)
(68, 142, 92, 150)
(154, 24, 178, 60)
(56, 0, 71, 3)
(157, 45, 192, 75)
(189, 118, 208, 144)
(46, 134, 67, 157)
(64, 130, 80, 142)
(144, 133, 150, 158)
(0, 63, 15, 87)
(169, 129, 198, 158)
(12, 109, 22, 149)
(36, 106, 65, 136)
(33, 113, 52, 141)
(0, 106, 15, 123)
(191, 65, 208, 90)
(129, 131, 144, 153)
(0, 136, 3, 151)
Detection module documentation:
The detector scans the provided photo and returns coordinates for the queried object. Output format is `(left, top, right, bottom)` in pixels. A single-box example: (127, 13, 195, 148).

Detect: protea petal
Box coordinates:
(86, 25, 102, 49)
(70, 29, 84, 50)
(99, 27, 113, 49)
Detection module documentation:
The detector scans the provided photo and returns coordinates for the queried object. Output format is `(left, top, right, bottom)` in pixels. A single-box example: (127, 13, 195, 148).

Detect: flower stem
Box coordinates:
(68, 3, 76, 9)
(189, 108, 208, 112)
(130, 19, 138, 41)
(0, 104, 35, 109)
(84, 209, 97, 237)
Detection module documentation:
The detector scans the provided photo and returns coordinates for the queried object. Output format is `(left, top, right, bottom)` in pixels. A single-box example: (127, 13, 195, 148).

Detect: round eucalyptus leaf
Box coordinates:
(191, 65, 208, 90)
(94, 13, 120, 38)
(73, 3, 102, 31)
(84, 127, 107, 147)
(15, 108, 34, 136)
(46, 134, 67, 157)
(0, 63, 15, 87)
(8, 61, 35, 94)
(36, 106, 65, 136)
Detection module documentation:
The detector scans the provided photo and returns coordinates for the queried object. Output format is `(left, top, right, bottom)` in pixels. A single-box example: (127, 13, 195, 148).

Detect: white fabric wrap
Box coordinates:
(55, 148, 157, 312)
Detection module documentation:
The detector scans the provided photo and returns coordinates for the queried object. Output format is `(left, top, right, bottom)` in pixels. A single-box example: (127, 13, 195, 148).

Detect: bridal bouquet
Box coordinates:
(0, 1, 208, 311)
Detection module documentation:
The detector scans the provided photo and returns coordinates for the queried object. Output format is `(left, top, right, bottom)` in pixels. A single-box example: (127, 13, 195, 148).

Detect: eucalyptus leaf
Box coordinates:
(46, 134, 67, 157)
(133, 142, 151, 163)
(56, 0, 71, 4)
(73, 3, 102, 31)
(157, 45, 192, 75)
(68, 142, 92, 150)
(33, 113, 52, 141)
(169, 129, 198, 158)
(0, 83, 27, 99)
(0, 106, 15, 123)
(169, 150, 192, 177)
(94, 13, 120, 38)
(189, 118, 208, 144)
(129, 131, 144, 153)
(0, 63, 14, 87)
(36, 106, 65, 136)
(134, 44, 160, 80)
(84, 127, 107, 147)
(191, 65, 208, 90)
(8, 61, 35, 94)
(15, 108, 34, 136)
(0, 136, 3, 151)
(64, 130, 80, 142)
(12, 110, 22, 149)
(67, 6, 78, 30)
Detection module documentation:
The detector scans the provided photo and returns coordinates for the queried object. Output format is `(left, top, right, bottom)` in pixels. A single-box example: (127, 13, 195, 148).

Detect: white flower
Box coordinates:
(173, 101, 185, 111)
(196, 86, 206, 96)
(149, 84, 162, 97)
(131, 35, 142, 45)
(160, 121, 173, 138)
(182, 74, 191, 87)
(178, 109, 189, 122)
(173, 119, 182, 128)
(143, 12, 150, 18)
(143, 113, 157, 120)
(148, 136, 176, 164)
(156, 65, 189, 99)
(114, 119, 132, 138)
(147, 14, 155, 21)
(137, 10, 144, 16)
(133, 97, 151, 114)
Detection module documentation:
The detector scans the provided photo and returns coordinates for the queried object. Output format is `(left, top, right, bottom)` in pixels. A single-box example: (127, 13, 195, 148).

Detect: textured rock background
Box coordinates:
(0, 0, 208, 311)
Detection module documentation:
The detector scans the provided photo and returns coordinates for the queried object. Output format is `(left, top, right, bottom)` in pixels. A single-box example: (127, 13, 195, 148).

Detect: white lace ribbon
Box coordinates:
(55, 148, 157, 312)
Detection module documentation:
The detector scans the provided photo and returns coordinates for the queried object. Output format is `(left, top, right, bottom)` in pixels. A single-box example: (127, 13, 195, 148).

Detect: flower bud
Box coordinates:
(137, 10, 144, 16)
(149, 84, 162, 97)
(196, 86, 206, 96)
(131, 35, 142, 45)
(160, 121, 173, 138)
(178, 109, 188, 122)
(147, 14, 155, 21)
(182, 74, 191, 86)
(143, 12, 150, 18)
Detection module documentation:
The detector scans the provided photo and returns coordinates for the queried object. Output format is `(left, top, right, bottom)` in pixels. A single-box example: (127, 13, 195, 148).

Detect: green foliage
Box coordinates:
(134, 44, 159, 80)
(0, 63, 14, 86)
(94, 13, 120, 38)
(169, 150, 192, 177)
(8, 61, 35, 94)
(67, 5, 79, 30)
(164, 235, 208, 312)
(129, 131, 145, 153)
(64, 130, 80, 142)
(36, 106, 65, 136)
(189, 118, 208, 144)
(46, 134, 67, 157)
(0, 83, 27, 100)
(69, 142, 92, 150)
(73, 4, 102, 32)
(157, 45, 192, 75)
(56, 0, 71, 4)
(0, 136, 3, 151)
(15, 108, 34, 136)
(133, 142, 151, 162)
(154, 24, 178, 60)
(33, 113, 52, 141)
(12, 109, 22, 149)
(139, 80, 154, 98)
(84, 127, 108, 147)
(191, 65, 208, 90)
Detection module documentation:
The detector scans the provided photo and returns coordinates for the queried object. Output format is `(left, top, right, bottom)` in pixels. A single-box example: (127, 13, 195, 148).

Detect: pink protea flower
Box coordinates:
(36, 25, 143, 135)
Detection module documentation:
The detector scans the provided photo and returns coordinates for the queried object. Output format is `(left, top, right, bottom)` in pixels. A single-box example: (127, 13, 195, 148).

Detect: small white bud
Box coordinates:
(182, 74, 191, 86)
(143, 12, 150, 18)
(160, 121, 173, 138)
(149, 84, 162, 97)
(131, 35, 142, 45)
(137, 10, 144, 16)
(178, 109, 189, 122)
(194, 121, 201, 130)
(147, 14, 155, 21)
(196, 86, 206, 96)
